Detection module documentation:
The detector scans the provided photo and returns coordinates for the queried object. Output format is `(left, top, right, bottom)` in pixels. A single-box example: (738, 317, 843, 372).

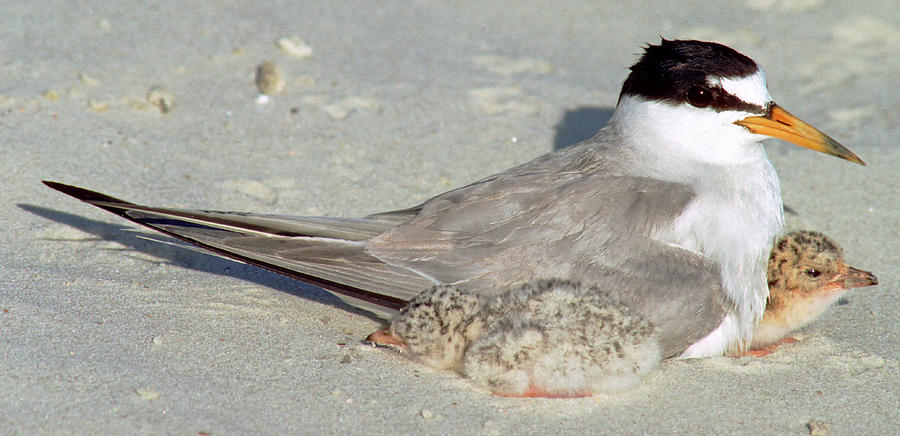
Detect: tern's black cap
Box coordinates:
(619, 39, 764, 112)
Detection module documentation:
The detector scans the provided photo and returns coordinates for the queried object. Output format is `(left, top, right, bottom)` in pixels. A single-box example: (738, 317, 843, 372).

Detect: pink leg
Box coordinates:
(366, 328, 407, 348)
(494, 384, 592, 399)
(742, 337, 799, 357)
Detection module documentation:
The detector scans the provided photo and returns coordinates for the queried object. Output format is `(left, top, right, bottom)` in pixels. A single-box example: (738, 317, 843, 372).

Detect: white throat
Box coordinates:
(611, 94, 770, 176)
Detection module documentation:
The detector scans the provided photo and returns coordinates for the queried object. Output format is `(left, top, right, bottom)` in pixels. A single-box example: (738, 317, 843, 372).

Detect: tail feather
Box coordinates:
(42, 181, 433, 318)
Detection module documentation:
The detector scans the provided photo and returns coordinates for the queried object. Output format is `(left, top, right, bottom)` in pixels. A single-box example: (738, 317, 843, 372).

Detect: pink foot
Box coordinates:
(365, 328, 407, 349)
(494, 384, 591, 398)
(742, 337, 799, 357)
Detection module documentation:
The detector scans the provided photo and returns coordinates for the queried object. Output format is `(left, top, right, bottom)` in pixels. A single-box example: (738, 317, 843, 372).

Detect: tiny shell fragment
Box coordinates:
(807, 420, 828, 436)
(78, 72, 99, 86)
(87, 99, 109, 111)
(135, 388, 160, 401)
(256, 62, 285, 95)
(275, 36, 314, 59)
(146, 86, 174, 113)
(41, 90, 60, 101)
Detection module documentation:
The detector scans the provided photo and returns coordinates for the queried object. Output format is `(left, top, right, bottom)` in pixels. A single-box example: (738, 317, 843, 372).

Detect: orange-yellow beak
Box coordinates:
(735, 105, 866, 165)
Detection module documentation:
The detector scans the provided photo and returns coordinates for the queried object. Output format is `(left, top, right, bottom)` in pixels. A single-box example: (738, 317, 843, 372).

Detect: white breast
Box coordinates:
(668, 157, 783, 357)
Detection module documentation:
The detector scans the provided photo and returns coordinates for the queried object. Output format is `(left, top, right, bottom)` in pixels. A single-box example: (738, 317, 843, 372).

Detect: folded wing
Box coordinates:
(44, 171, 727, 355)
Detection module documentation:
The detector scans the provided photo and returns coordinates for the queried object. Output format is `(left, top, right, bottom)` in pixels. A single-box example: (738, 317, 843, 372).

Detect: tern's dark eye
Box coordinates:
(804, 268, 822, 278)
(686, 85, 714, 108)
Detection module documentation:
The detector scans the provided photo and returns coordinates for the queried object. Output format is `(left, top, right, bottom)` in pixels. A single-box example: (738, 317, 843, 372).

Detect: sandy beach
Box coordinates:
(2, 1, 897, 434)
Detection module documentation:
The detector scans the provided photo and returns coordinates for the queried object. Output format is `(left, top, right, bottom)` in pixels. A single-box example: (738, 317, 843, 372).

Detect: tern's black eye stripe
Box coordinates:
(703, 87, 766, 114)
(634, 84, 766, 114)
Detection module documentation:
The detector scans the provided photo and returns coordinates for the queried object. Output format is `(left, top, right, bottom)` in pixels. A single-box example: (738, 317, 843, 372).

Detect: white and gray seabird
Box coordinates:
(44, 39, 865, 360)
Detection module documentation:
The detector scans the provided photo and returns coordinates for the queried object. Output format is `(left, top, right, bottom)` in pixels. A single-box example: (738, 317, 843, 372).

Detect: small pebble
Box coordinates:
(87, 99, 109, 112)
(275, 36, 313, 59)
(146, 86, 174, 113)
(420, 409, 435, 420)
(807, 420, 828, 436)
(78, 72, 98, 86)
(41, 90, 60, 101)
(135, 388, 160, 401)
(255, 61, 285, 95)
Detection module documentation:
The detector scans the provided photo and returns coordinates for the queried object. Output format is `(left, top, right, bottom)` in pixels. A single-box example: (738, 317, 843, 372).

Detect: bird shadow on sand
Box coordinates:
(552, 106, 615, 151)
(18, 203, 383, 322)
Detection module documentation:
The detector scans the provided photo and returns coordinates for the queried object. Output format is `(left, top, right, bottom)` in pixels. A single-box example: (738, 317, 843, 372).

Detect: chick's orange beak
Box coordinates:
(735, 105, 866, 165)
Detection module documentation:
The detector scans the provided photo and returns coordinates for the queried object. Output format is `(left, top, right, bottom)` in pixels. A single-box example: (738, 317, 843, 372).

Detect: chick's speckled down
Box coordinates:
(390, 279, 660, 397)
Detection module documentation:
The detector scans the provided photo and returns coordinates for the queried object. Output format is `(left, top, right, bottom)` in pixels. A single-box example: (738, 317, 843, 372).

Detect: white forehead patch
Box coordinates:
(720, 69, 772, 107)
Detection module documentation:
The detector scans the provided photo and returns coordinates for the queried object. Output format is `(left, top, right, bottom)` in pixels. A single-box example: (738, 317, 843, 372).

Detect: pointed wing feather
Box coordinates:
(42, 181, 433, 318)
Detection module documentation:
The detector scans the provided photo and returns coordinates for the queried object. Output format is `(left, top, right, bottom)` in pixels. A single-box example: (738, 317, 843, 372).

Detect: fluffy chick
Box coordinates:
(372, 279, 660, 397)
(463, 279, 660, 397)
(751, 230, 877, 353)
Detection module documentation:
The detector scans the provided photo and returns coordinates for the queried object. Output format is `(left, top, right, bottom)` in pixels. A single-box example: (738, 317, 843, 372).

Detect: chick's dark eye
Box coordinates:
(687, 86, 713, 108)
(804, 268, 822, 278)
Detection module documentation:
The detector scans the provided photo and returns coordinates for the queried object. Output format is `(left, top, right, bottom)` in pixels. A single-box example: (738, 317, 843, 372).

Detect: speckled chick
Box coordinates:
(463, 279, 661, 398)
(751, 230, 877, 352)
(373, 279, 660, 397)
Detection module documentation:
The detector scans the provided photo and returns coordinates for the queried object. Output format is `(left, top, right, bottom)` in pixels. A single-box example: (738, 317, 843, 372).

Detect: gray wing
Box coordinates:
(573, 236, 730, 358)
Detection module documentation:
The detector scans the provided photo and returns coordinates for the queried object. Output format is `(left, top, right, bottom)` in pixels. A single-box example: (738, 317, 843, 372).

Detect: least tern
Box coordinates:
(749, 230, 877, 355)
(44, 39, 865, 358)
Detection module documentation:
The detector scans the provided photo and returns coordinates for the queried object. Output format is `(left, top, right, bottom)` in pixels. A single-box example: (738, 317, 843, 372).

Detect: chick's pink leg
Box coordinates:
(743, 337, 799, 357)
(366, 328, 407, 348)
(493, 384, 592, 399)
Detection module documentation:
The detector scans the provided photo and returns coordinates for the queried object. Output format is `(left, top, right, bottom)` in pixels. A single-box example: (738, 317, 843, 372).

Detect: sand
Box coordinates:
(2, 1, 897, 434)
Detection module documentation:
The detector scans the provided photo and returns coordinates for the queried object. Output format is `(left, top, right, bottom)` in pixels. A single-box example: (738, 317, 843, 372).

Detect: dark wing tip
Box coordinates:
(43, 181, 135, 206)
(42, 180, 137, 220)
